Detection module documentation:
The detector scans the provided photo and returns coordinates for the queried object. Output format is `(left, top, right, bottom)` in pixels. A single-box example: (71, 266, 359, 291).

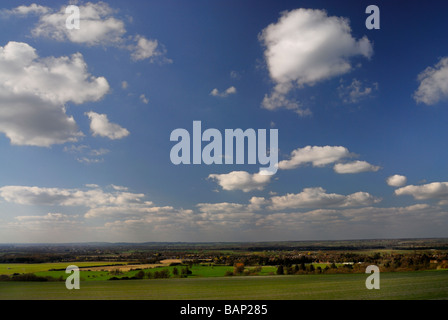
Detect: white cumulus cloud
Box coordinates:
(130, 35, 170, 63)
(278, 146, 352, 170)
(0, 185, 144, 208)
(140, 94, 149, 104)
(3, 3, 170, 62)
(334, 160, 381, 174)
(387, 175, 407, 187)
(338, 79, 378, 104)
(86, 111, 130, 140)
(0, 41, 109, 147)
(395, 182, 448, 201)
(3, 3, 50, 16)
(414, 57, 448, 105)
(259, 8, 373, 114)
(208, 171, 272, 192)
(210, 86, 237, 98)
(31, 2, 126, 46)
(269, 187, 381, 210)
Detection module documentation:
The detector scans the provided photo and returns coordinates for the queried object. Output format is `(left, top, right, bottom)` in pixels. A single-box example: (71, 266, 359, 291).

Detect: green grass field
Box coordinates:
(189, 264, 278, 277)
(0, 261, 127, 275)
(30, 264, 278, 281)
(1, 270, 447, 300)
(0, 262, 341, 281)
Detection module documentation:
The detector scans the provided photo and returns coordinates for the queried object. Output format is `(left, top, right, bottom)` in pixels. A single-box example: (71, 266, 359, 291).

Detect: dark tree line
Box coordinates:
(0, 273, 61, 282)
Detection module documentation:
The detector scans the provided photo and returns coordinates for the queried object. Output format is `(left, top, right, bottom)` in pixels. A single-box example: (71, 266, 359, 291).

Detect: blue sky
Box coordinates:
(0, 0, 448, 243)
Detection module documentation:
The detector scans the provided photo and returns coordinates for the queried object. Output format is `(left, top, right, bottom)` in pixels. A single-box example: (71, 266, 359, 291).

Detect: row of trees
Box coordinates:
(227, 257, 447, 277)
(108, 266, 192, 280)
(0, 273, 61, 282)
(216, 251, 448, 268)
(275, 263, 358, 275)
(273, 258, 446, 275)
(225, 263, 263, 276)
